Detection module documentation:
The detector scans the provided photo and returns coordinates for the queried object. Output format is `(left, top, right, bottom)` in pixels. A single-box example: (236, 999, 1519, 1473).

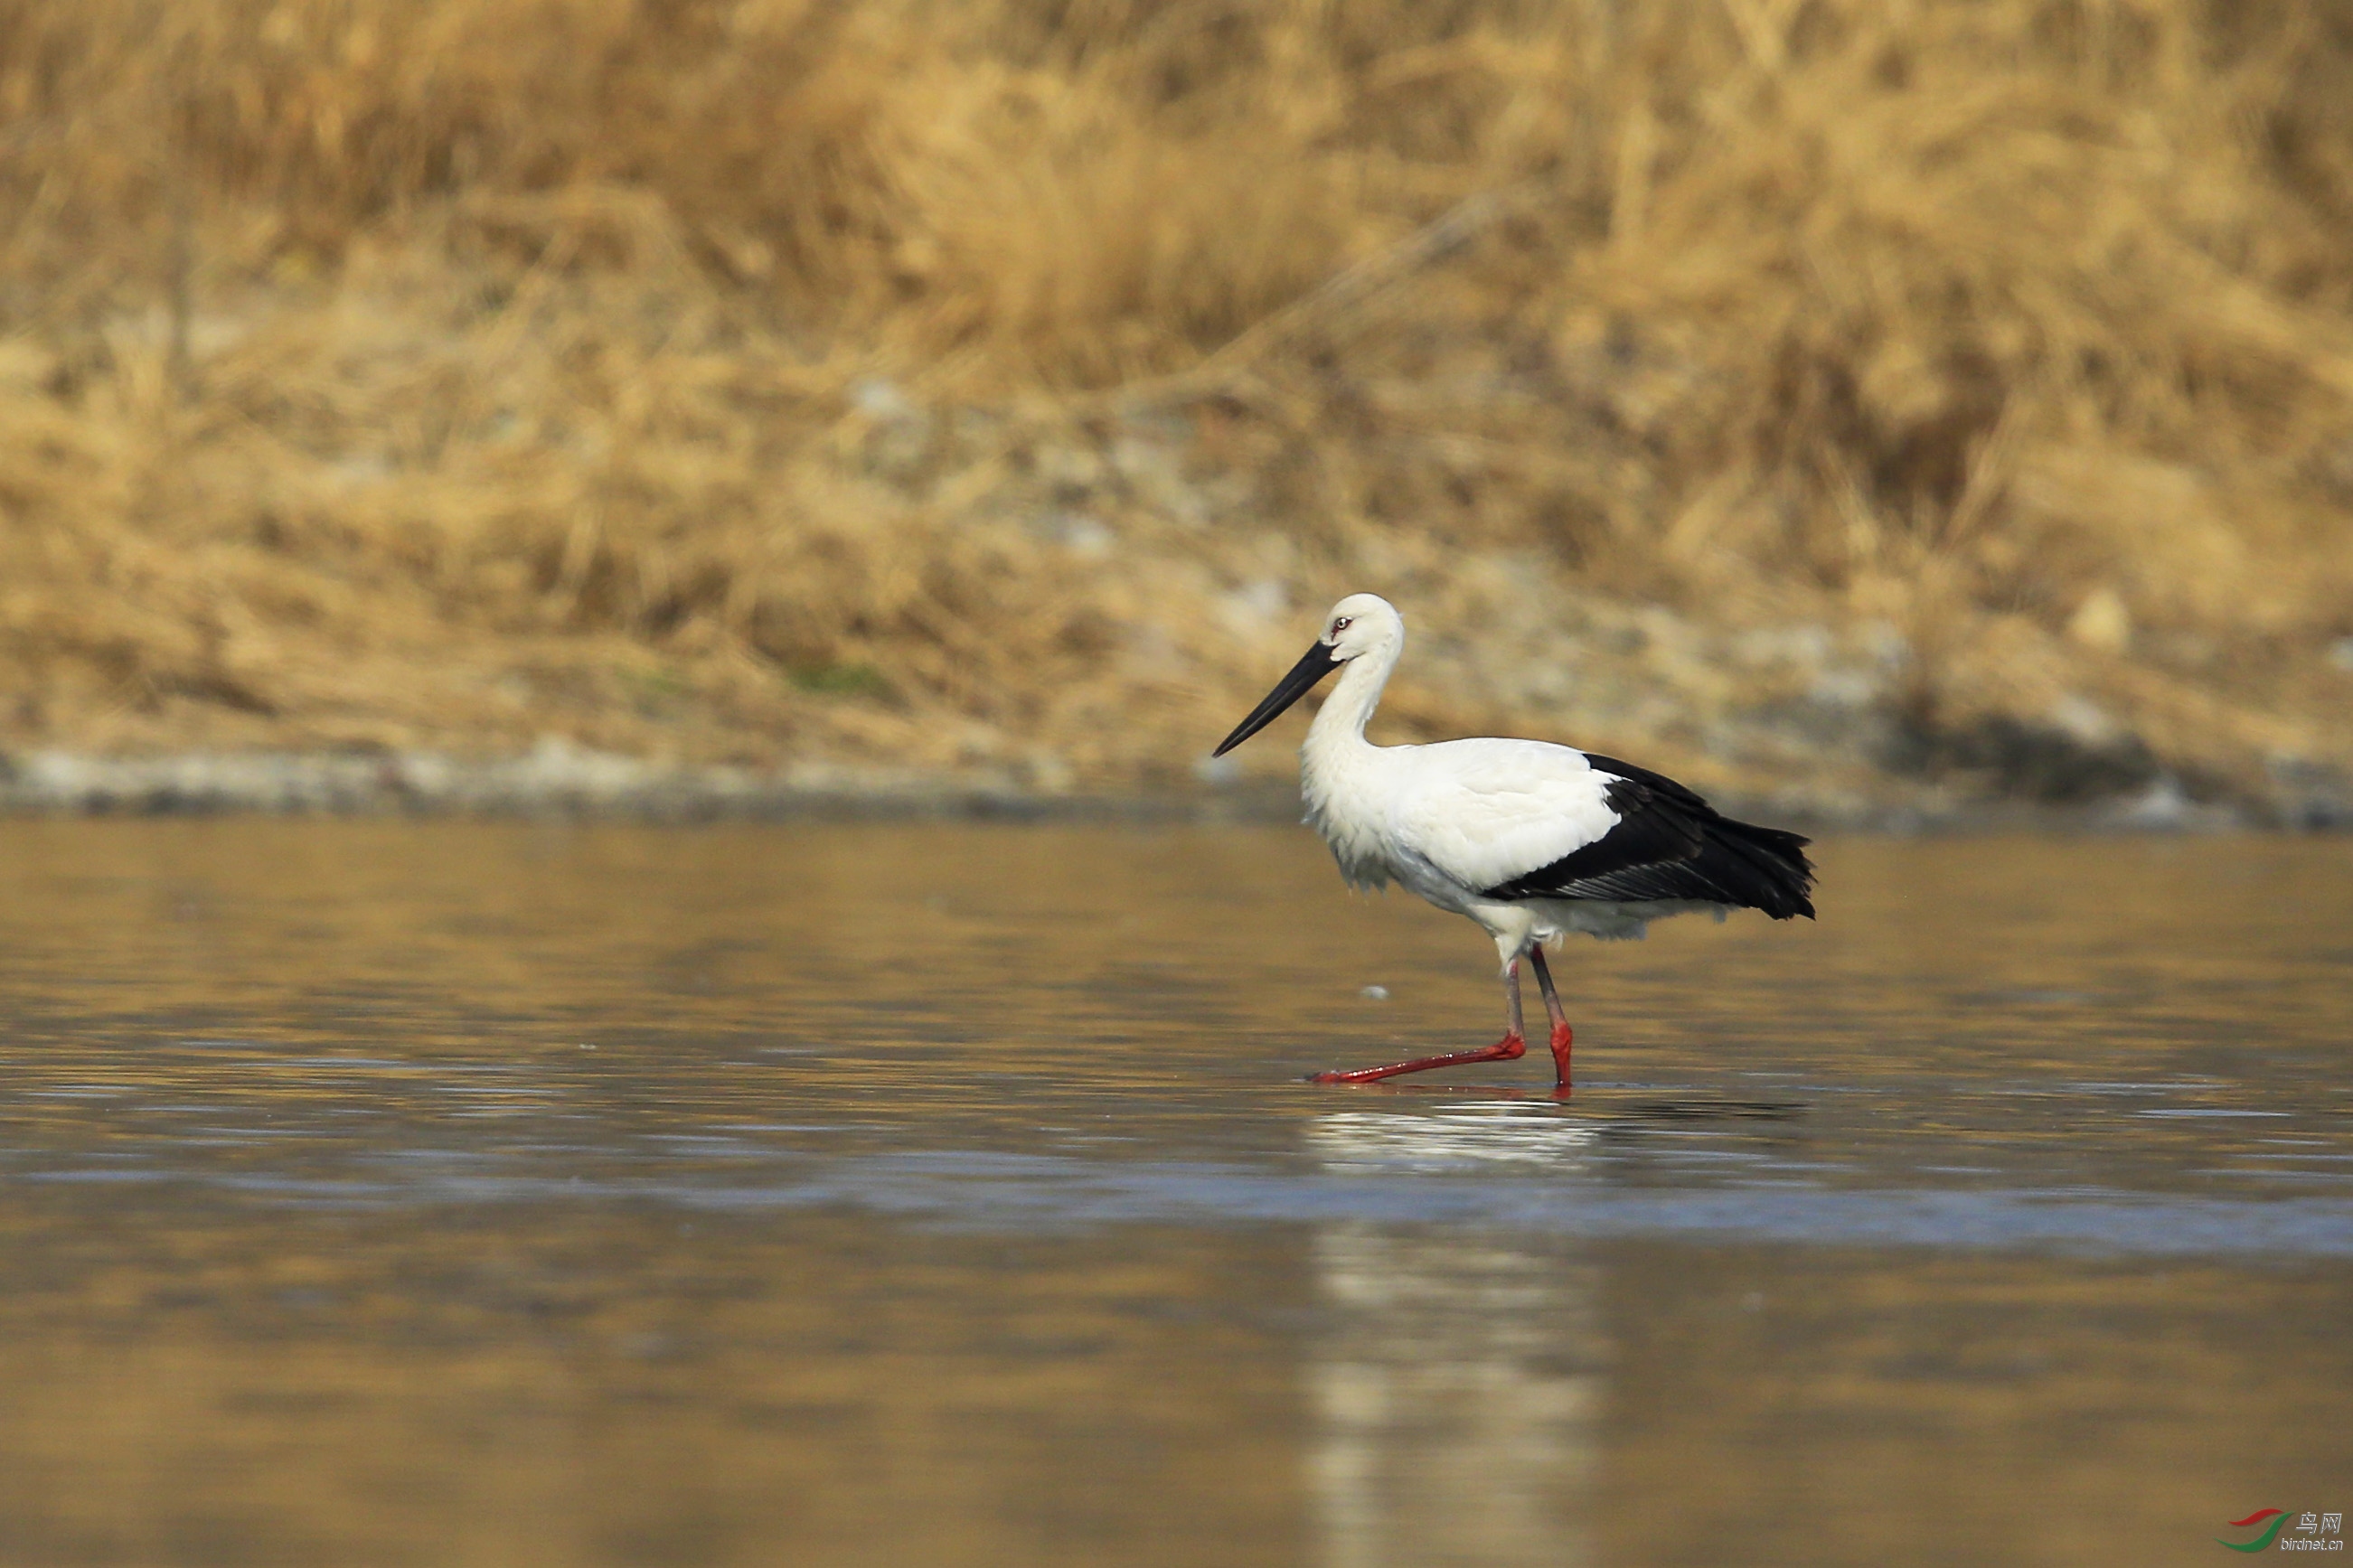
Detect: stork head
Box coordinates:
(1320, 592, 1402, 662)
(1212, 593, 1402, 756)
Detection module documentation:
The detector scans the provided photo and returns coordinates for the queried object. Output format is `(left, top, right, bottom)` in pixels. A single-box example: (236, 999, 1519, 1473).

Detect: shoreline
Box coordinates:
(0, 743, 1289, 825)
(0, 743, 2287, 834)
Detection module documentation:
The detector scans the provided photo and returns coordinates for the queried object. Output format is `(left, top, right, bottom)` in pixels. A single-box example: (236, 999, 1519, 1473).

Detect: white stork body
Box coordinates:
(1304, 730, 1725, 950)
(1215, 593, 1815, 1091)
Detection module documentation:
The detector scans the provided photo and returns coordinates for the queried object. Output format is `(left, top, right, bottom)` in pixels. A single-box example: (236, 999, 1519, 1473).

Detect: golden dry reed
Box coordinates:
(1, 0, 2349, 806)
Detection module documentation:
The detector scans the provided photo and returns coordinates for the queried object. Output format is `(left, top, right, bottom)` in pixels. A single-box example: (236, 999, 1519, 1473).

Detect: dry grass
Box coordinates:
(3, 0, 2352, 811)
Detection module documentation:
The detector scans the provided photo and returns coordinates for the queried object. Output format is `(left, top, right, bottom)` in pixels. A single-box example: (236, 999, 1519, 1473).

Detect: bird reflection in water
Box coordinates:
(1304, 1105, 1606, 1568)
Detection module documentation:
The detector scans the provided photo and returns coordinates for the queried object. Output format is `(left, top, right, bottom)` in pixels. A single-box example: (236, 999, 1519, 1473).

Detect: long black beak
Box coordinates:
(1213, 642, 1341, 756)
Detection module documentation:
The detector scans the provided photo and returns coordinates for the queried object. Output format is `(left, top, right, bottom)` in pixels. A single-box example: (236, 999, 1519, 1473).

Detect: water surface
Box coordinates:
(0, 822, 2347, 1565)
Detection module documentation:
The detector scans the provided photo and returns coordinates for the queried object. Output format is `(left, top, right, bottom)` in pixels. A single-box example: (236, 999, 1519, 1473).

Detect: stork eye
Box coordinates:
(1332, 616, 1353, 634)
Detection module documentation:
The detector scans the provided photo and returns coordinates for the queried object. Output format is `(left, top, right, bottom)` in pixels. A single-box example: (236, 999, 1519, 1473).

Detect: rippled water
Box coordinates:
(0, 821, 2347, 1566)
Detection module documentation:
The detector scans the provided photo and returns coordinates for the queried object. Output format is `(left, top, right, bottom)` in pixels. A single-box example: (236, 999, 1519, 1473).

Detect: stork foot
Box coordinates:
(1548, 1019, 1574, 1093)
(1309, 1031, 1526, 1085)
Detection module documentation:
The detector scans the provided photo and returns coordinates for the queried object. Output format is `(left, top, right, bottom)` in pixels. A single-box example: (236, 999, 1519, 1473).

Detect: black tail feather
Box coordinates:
(1694, 816, 1816, 920)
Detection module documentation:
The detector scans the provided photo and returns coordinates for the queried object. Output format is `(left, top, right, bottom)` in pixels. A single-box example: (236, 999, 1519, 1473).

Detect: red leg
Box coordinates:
(1312, 958, 1529, 1084)
(1309, 1031, 1526, 1084)
(1527, 946, 1574, 1092)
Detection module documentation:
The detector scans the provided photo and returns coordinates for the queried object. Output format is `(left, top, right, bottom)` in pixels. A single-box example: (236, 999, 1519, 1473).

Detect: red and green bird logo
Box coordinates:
(2218, 1510, 2290, 1552)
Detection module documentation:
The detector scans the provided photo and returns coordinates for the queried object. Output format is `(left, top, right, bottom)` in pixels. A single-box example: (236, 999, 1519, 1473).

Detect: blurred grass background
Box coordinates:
(2, 0, 2351, 815)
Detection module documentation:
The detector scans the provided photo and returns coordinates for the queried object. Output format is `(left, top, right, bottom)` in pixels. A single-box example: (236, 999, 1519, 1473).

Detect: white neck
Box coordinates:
(1297, 631, 1404, 885)
(1303, 632, 1401, 765)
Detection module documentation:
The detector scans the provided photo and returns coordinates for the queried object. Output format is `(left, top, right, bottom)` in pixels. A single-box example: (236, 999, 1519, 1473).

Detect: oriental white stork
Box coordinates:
(1214, 593, 1815, 1093)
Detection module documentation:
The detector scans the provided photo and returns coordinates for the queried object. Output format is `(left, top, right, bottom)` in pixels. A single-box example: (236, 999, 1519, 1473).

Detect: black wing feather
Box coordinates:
(1480, 753, 1816, 920)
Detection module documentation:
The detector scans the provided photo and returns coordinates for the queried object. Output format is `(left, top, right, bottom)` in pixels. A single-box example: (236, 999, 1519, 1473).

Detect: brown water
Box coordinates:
(0, 822, 2348, 1567)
